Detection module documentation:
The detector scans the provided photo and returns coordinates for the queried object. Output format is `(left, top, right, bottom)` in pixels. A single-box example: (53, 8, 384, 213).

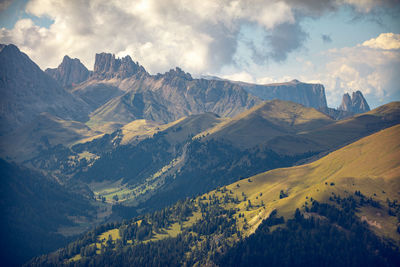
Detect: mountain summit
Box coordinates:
(237, 79, 328, 110)
(0, 44, 90, 134)
(339, 91, 370, 114)
(45, 55, 89, 88)
(92, 53, 148, 79)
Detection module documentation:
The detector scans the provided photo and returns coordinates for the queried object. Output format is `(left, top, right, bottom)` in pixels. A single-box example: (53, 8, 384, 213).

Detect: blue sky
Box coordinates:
(0, 0, 399, 108)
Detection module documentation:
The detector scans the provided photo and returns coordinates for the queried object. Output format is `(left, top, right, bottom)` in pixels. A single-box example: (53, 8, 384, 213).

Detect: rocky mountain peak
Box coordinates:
(241, 80, 328, 110)
(163, 67, 193, 81)
(339, 91, 370, 114)
(351, 91, 370, 113)
(45, 55, 89, 88)
(0, 44, 90, 134)
(0, 43, 19, 55)
(155, 67, 193, 81)
(92, 53, 147, 79)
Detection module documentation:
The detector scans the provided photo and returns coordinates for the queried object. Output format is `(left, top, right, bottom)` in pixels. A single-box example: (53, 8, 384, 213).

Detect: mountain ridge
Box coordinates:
(0, 44, 90, 135)
(339, 90, 370, 114)
(45, 55, 90, 88)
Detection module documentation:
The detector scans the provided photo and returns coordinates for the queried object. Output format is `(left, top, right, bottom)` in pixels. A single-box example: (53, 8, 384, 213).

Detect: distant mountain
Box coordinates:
(45, 55, 90, 88)
(235, 79, 328, 110)
(202, 77, 372, 120)
(52, 53, 331, 126)
(339, 91, 370, 114)
(0, 44, 90, 135)
(71, 53, 260, 124)
(92, 53, 148, 80)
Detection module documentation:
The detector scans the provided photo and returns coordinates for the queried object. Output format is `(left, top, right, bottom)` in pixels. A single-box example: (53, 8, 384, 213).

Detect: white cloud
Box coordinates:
(0, 0, 301, 75)
(321, 34, 400, 108)
(222, 71, 255, 83)
(362, 33, 400, 50)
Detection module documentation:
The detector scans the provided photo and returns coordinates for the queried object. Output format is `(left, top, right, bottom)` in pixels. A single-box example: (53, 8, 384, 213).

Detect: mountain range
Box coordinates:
(0, 43, 398, 266)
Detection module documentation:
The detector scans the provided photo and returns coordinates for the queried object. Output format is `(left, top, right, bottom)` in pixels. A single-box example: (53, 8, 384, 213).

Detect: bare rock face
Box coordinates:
(0, 44, 90, 135)
(351, 91, 370, 113)
(238, 79, 328, 110)
(92, 53, 147, 79)
(89, 70, 261, 124)
(45, 55, 89, 88)
(339, 91, 370, 114)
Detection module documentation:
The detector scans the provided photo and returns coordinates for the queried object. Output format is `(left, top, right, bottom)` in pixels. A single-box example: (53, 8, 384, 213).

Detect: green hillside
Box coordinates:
(29, 124, 400, 266)
(0, 113, 101, 162)
(197, 99, 334, 149)
(228, 123, 400, 240)
(139, 101, 400, 210)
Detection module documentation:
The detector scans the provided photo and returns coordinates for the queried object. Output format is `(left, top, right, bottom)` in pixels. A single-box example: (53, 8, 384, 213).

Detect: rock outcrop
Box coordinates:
(69, 53, 261, 124)
(339, 91, 370, 114)
(238, 79, 328, 110)
(0, 44, 90, 134)
(89, 71, 261, 124)
(45, 55, 89, 88)
(92, 53, 147, 80)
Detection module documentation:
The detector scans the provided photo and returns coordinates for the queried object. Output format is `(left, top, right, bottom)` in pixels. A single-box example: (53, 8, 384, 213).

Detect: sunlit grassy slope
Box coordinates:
(101, 124, 400, 242)
(227, 124, 400, 239)
(120, 112, 224, 145)
(196, 99, 334, 149)
(196, 100, 400, 155)
(57, 125, 400, 264)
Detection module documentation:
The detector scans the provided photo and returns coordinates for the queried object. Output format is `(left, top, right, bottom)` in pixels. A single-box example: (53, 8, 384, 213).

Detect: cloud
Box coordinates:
(322, 34, 332, 43)
(362, 32, 400, 50)
(321, 33, 400, 107)
(6, 0, 386, 74)
(341, 0, 400, 13)
(0, 0, 304, 75)
(221, 71, 255, 83)
(268, 22, 308, 62)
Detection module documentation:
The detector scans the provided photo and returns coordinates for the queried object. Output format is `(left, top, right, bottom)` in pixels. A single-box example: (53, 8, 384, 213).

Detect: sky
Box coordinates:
(0, 0, 399, 108)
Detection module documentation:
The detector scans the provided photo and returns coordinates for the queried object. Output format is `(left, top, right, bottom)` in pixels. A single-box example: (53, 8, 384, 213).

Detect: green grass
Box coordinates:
(73, 123, 400, 262)
(220, 124, 400, 240)
(195, 100, 334, 149)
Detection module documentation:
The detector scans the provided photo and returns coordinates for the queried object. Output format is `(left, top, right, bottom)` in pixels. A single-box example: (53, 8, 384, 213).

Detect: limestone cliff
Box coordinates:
(45, 55, 89, 88)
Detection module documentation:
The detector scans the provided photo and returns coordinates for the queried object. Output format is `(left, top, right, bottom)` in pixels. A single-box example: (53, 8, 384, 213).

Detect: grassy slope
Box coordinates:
(120, 112, 224, 145)
(196, 99, 334, 149)
(0, 113, 101, 162)
(297, 101, 400, 151)
(196, 100, 400, 156)
(46, 124, 399, 265)
(229, 124, 400, 240)
(85, 113, 224, 203)
(133, 124, 400, 242)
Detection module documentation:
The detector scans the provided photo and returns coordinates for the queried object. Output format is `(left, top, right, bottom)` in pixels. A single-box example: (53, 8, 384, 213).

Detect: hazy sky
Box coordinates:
(0, 0, 399, 108)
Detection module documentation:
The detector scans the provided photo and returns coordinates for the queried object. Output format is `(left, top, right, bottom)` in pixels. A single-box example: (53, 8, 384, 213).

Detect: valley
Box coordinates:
(28, 125, 400, 266)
